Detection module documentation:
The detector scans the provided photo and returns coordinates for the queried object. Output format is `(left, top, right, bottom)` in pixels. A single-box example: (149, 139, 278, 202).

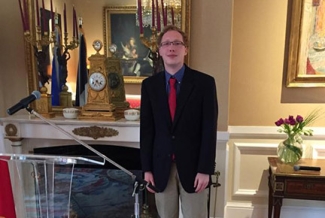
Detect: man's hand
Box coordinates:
(194, 173, 209, 193)
(144, 171, 156, 193)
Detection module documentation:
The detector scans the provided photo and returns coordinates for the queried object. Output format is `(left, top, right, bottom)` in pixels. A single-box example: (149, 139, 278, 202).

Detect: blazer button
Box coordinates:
(172, 135, 175, 139)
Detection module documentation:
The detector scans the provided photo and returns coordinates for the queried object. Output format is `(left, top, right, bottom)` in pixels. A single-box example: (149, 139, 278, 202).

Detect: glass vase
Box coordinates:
(277, 136, 303, 164)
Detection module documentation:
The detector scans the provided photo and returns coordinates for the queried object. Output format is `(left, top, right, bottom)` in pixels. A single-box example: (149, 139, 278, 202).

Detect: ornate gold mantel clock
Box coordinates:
(79, 40, 119, 121)
(79, 40, 129, 120)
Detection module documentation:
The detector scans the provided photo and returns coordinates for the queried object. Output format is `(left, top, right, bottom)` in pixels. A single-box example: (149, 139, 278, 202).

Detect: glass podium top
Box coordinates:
(0, 153, 105, 165)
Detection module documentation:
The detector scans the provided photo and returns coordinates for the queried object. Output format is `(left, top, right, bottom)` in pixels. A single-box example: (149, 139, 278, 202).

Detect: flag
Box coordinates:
(75, 28, 88, 106)
(51, 25, 62, 106)
(0, 161, 16, 218)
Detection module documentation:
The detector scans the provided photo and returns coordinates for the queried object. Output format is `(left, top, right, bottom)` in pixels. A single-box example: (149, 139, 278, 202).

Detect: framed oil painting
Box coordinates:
(287, 0, 325, 87)
(103, 6, 153, 83)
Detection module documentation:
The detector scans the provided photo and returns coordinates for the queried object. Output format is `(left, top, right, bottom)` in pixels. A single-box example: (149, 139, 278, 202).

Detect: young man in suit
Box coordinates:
(140, 25, 218, 218)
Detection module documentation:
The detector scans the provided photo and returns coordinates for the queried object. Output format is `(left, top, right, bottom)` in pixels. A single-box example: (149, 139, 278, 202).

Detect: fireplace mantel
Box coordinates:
(0, 114, 141, 153)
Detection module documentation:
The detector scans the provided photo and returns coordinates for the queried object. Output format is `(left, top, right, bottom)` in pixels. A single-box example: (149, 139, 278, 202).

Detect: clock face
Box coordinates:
(89, 72, 106, 91)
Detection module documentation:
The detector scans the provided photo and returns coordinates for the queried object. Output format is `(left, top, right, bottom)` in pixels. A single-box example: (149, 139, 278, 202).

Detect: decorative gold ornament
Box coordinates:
(139, 27, 164, 74)
(72, 126, 119, 139)
(4, 123, 22, 142)
(92, 39, 103, 53)
(5, 124, 18, 137)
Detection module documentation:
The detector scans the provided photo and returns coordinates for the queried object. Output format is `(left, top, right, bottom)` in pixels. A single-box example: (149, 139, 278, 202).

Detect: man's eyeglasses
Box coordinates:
(160, 41, 185, 48)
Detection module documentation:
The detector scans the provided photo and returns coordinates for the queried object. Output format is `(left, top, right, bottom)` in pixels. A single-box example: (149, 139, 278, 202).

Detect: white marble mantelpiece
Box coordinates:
(1, 114, 140, 140)
(0, 114, 142, 154)
(0, 115, 229, 151)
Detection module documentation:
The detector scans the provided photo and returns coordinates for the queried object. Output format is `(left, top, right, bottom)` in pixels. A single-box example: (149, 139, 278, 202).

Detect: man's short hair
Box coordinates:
(157, 25, 188, 47)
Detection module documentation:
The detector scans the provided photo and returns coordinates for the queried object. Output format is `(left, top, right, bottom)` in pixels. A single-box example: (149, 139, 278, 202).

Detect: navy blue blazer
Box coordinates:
(140, 65, 218, 193)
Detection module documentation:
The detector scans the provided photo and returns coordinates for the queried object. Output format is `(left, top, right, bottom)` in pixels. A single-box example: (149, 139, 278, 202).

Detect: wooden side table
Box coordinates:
(268, 157, 325, 218)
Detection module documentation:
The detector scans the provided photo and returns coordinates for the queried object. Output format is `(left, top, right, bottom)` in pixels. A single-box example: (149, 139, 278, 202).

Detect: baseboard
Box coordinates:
(225, 202, 325, 218)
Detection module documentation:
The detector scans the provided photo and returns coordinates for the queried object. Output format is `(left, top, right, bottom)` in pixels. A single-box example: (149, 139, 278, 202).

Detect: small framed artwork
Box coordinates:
(103, 6, 153, 83)
(287, 0, 325, 87)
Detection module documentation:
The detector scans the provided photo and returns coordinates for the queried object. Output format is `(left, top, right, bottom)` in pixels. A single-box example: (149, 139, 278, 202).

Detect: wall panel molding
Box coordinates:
(232, 142, 277, 197)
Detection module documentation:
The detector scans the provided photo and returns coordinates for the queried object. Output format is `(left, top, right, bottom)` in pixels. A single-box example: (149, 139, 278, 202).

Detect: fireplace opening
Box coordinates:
(33, 144, 158, 218)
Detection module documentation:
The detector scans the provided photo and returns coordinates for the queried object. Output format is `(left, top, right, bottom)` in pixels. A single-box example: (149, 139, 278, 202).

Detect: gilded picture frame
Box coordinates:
(103, 2, 190, 84)
(287, 0, 325, 87)
(103, 6, 153, 84)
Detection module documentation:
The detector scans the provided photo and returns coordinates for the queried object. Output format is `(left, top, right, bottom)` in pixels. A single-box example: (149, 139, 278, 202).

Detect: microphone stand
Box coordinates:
(25, 107, 154, 218)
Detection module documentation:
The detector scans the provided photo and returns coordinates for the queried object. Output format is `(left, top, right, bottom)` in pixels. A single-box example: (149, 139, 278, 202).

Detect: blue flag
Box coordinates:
(51, 26, 62, 106)
(75, 30, 88, 106)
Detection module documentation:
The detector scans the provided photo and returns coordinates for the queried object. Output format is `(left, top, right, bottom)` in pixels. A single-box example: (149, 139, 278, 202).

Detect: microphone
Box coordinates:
(7, 91, 41, 115)
(293, 165, 321, 171)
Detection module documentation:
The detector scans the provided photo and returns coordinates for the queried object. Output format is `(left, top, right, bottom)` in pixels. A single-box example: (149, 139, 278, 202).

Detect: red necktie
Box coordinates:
(169, 77, 177, 121)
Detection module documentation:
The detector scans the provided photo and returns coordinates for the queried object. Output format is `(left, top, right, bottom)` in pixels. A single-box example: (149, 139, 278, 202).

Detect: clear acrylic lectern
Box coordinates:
(0, 153, 104, 218)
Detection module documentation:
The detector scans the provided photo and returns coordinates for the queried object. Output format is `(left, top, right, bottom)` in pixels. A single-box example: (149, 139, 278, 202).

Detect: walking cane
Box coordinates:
(213, 171, 221, 217)
(208, 170, 220, 218)
(207, 163, 221, 218)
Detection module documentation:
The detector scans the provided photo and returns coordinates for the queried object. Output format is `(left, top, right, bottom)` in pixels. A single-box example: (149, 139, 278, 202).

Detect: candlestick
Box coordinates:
(138, 0, 143, 34)
(75, 15, 79, 38)
(55, 11, 59, 25)
(156, 0, 160, 31)
(75, 15, 78, 38)
(50, 0, 54, 30)
(161, 0, 166, 26)
(41, 0, 46, 32)
(22, 0, 78, 100)
(171, 7, 174, 25)
(152, 0, 155, 27)
(74, 7, 78, 37)
(24, 0, 29, 31)
(79, 17, 83, 26)
(41, 7, 46, 32)
(35, 0, 40, 26)
(64, 3, 67, 33)
(157, 11, 161, 31)
(73, 7, 76, 37)
(18, 0, 26, 31)
(164, 5, 167, 26)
